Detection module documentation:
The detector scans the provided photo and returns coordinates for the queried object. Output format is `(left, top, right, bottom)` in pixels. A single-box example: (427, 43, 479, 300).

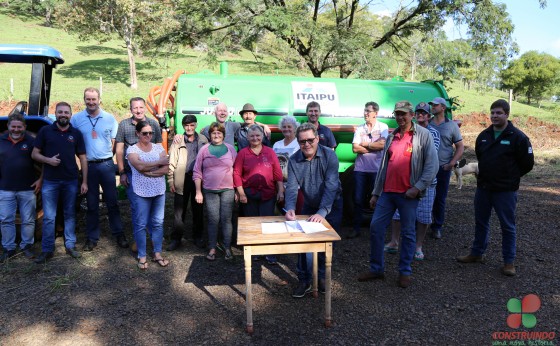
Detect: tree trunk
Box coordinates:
(123, 15, 138, 89)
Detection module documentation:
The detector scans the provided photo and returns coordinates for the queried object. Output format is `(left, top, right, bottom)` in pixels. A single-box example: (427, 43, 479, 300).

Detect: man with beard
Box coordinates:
(32, 102, 88, 263)
(71, 87, 127, 251)
(0, 113, 42, 262)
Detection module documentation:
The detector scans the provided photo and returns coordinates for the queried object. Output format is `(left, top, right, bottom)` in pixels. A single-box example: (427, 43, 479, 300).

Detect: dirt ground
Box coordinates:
(1, 110, 559, 345)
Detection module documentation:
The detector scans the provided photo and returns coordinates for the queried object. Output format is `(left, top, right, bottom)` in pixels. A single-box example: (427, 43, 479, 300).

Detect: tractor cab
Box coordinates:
(0, 44, 65, 133)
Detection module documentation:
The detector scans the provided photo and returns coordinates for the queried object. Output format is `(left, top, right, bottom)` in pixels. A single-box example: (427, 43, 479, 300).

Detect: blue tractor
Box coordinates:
(0, 44, 65, 240)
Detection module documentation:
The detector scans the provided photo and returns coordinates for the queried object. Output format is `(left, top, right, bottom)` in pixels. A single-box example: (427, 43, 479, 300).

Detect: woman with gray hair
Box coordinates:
(233, 124, 284, 264)
(273, 115, 300, 157)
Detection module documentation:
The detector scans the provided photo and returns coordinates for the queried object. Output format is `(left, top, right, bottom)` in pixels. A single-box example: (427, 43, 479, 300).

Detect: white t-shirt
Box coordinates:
(126, 143, 166, 197)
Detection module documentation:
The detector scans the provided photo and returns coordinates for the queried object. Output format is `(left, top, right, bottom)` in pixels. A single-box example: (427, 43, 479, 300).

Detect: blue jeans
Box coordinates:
(41, 179, 78, 252)
(0, 190, 36, 251)
(431, 167, 452, 232)
(86, 160, 123, 243)
(296, 196, 342, 284)
(204, 189, 235, 250)
(369, 192, 419, 276)
(472, 188, 518, 264)
(353, 171, 377, 233)
(133, 193, 165, 259)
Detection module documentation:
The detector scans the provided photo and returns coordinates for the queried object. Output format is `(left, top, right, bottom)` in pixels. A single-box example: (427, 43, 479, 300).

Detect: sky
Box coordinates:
(372, 1, 560, 58)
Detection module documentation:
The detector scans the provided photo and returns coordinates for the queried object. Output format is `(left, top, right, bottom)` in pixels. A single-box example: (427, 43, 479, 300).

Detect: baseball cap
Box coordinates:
(393, 101, 414, 113)
(429, 97, 447, 106)
(415, 102, 431, 113)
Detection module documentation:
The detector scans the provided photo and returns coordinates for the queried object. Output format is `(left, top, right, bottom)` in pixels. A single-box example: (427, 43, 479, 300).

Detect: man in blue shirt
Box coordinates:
(285, 123, 342, 298)
(71, 87, 127, 251)
(32, 102, 89, 263)
(306, 101, 337, 149)
(0, 113, 41, 262)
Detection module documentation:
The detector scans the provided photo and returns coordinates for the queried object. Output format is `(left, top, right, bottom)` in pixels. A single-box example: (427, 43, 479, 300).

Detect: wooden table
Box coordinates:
(237, 215, 341, 334)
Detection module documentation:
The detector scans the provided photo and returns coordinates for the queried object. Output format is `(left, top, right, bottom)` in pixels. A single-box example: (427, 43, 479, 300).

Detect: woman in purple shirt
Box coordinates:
(193, 122, 237, 261)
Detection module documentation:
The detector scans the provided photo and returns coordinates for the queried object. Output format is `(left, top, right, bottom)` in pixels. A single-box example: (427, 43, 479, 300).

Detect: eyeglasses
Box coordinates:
(298, 138, 316, 146)
(141, 131, 154, 136)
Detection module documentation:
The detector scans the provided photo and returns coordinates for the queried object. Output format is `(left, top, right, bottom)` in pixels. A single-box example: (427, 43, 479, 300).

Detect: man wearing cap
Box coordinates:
(235, 103, 271, 150)
(0, 113, 41, 262)
(199, 103, 271, 147)
(348, 101, 388, 239)
(385, 102, 441, 261)
(428, 97, 464, 240)
(457, 99, 533, 276)
(115, 97, 164, 240)
(167, 114, 208, 251)
(306, 101, 337, 149)
(71, 87, 127, 251)
(357, 101, 438, 288)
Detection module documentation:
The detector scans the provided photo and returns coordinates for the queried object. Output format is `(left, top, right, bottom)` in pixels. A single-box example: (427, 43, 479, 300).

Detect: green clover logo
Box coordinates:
(506, 294, 541, 328)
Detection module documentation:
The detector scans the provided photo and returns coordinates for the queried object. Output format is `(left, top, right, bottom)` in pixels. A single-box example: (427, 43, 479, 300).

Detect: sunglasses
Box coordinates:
(141, 131, 154, 136)
(298, 138, 316, 145)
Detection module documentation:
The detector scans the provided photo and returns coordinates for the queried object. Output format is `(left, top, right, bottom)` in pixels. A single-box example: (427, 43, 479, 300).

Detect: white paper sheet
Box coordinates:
(261, 222, 288, 234)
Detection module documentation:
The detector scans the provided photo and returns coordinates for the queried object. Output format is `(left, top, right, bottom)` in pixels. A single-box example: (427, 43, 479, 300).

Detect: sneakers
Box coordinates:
(357, 271, 385, 282)
(34, 252, 54, 264)
(116, 235, 129, 249)
(82, 240, 97, 252)
(166, 239, 182, 251)
(65, 247, 81, 259)
(502, 263, 516, 276)
(456, 254, 484, 263)
(292, 282, 312, 298)
(21, 245, 35, 259)
(0, 249, 16, 263)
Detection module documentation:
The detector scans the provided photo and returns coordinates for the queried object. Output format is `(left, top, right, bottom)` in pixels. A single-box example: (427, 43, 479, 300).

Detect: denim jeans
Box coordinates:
(472, 188, 518, 264)
(171, 177, 204, 241)
(132, 193, 165, 259)
(204, 189, 235, 250)
(241, 197, 276, 217)
(296, 196, 342, 284)
(41, 179, 78, 252)
(369, 192, 419, 276)
(431, 167, 452, 232)
(0, 190, 36, 251)
(86, 160, 123, 243)
(353, 171, 377, 233)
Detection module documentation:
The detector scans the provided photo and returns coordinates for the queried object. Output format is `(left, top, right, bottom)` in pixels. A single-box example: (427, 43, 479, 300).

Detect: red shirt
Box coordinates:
(233, 146, 283, 201)
(384, 130, 413, 193)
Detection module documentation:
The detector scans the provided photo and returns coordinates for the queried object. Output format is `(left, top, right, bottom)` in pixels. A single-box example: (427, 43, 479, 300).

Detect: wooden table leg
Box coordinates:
(312, 251, 319, 298)
(325, 242, 333, 327)
(244, 246, 254, 335)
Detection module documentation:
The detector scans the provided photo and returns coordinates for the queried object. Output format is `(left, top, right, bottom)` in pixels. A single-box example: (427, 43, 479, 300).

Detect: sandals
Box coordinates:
(384, 244, 398, 254)
(137, 260, 148, 270)
(206, 250, 216, 261)
(152, 257, 170, 267)
(414, 251, 425, 261)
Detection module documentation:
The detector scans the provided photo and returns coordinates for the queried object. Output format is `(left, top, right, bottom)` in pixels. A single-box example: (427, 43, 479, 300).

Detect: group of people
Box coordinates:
(0, 93, 533, 292)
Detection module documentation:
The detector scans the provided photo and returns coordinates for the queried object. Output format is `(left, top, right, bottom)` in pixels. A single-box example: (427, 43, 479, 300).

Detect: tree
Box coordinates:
(163, 0, 518, 79)
(501, 51, 560, 105)
(56, 0, 177, 89)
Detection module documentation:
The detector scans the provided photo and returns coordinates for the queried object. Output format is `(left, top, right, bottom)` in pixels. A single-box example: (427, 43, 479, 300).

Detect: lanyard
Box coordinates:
(88, 116, 100, 130)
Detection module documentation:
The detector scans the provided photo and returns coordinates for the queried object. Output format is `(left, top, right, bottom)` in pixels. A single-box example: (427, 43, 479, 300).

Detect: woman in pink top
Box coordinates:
(193, 122, 237, 261)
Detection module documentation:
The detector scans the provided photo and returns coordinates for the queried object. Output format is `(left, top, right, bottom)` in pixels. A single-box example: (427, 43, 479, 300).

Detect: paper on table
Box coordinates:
(285, 221, 304, 233)
(297, 220, 329, 233)
(261, 222, 287, 234)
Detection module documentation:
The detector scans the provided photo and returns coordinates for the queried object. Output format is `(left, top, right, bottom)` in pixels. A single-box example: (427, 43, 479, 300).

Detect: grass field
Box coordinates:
(1, 10, 559, 124)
